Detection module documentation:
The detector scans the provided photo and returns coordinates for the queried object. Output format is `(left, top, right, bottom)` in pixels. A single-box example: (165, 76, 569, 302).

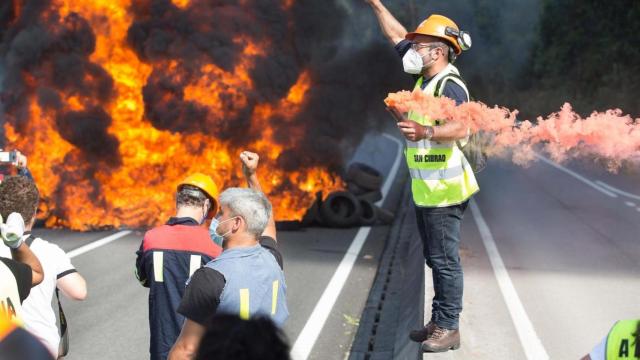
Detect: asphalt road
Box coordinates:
(422, 155, 640, 359)
(25, 145, 640, 360)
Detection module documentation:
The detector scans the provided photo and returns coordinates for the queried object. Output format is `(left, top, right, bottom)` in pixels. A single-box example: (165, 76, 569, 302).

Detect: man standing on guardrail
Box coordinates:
(366, 0, 479, 353)
(135, 173, 222, 360)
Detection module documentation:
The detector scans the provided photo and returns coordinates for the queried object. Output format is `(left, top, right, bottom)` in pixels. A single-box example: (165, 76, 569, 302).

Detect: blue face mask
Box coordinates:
(208, 217, 224, 247)
(208, 216, 237, 247)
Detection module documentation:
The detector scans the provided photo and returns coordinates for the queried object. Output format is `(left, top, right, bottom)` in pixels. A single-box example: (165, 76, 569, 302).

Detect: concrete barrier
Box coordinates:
(350, 181, 425, 360)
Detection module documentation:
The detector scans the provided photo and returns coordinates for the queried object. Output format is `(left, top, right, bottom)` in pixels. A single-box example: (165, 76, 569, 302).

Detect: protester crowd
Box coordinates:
(0, 149, 290, 360)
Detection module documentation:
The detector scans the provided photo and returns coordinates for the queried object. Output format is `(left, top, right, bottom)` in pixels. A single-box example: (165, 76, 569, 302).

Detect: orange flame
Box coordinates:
(3, 0, 342, 230)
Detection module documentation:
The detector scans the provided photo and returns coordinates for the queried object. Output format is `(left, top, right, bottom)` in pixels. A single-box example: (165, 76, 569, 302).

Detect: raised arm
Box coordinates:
(11, 243, 44, 286)
(365, 0, 408, 45)
(239, 151, 276, 240)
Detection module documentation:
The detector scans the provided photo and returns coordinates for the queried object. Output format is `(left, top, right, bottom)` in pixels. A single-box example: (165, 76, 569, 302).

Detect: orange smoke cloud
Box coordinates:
(385, 90, 640, 171)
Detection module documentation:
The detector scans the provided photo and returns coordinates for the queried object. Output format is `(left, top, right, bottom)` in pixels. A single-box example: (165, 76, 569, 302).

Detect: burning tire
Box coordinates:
(301, 192, 324, 227)
(346, 163, 383, 191)
(358, 199, 378, 226)
(375, 206, 395, 225)
(320, 191, 362, 228)
(356, 189, 383, 204)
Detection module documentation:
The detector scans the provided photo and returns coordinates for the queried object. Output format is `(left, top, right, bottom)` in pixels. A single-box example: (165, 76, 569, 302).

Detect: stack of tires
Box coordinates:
(301, 163, 395, 228)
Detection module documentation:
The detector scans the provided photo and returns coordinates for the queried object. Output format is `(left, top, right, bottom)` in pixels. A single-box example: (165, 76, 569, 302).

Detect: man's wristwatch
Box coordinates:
(423, 125, 434, 140)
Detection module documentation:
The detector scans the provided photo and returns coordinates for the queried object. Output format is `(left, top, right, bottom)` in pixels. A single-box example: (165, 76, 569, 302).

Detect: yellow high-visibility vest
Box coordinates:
(405, 63, 479, 207)
(606, 319, 639, 359)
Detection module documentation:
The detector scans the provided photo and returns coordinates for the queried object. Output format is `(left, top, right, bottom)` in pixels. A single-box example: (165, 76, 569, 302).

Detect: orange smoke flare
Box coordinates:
(385, 89, 640, 170)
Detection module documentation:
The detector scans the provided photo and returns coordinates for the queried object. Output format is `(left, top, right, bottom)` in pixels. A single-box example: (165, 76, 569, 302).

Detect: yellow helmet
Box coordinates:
(405, 14, 471, 55)
(178, 173, 219, 218)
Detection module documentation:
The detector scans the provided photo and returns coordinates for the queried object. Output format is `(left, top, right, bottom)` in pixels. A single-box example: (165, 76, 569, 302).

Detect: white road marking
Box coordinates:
(625, 201, 636, 207)
(67, 230, 132, 259)
(470, 200, 549, 360)
(534, 154, 617, 198)
(595, 180, 640, 202)
(376, 133, 404, 207)
(290, 134, 404, 360)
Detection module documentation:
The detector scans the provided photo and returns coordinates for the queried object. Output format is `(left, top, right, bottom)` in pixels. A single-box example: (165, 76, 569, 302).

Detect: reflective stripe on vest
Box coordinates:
(205, 245, 289, 327)
(406, 63, 479, 207)
(606, 319, 639, 359)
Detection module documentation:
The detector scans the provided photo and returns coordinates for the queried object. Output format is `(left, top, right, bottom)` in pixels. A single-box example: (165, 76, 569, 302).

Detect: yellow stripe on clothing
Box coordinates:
(271, 280, 279, 315)
(239, 289, 250, 320)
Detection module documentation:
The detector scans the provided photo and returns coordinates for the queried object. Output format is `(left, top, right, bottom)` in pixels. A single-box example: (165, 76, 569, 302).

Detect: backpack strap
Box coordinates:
(434, 73, 466, 97)
(24, 234, 36, 246)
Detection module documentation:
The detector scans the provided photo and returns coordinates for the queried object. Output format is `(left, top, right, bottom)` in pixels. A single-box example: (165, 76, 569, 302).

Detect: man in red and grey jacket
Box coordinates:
(135, 173, 222, 360)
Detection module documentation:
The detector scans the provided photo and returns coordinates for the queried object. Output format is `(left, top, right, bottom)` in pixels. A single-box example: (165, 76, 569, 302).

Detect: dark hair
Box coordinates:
(0, 176, 39, 223)
(196, 314, 290, 360)
(176, 185, 208, 208)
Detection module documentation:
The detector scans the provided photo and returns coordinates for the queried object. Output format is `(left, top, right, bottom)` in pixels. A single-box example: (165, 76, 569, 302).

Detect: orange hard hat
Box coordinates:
(405, 14, 467, 55)
(178, 173, 219, 218)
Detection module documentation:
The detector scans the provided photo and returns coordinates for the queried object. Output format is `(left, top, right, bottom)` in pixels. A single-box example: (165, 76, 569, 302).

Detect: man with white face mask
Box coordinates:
(135, 173, 222, 360)
(367, 0, 478, 354)
(169, 152, 287, 360)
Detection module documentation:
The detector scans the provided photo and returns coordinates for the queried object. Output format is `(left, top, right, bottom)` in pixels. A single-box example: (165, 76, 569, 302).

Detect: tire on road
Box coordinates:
(301, 200, 320, 227)
(320, 191, 362, 228)
(347, 182, 369, 196)
(358, 199, 378, 226)
(356, 189, 383, 203)
(375, 206, 395, 225)
(346, 163, 383, 191)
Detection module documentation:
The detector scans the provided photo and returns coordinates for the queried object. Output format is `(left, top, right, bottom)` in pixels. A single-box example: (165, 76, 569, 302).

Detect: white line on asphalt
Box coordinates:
(625, 201, 636, 207)
(290, 134, 404, 360)
(67, 230, 132, 259)
(595, 180, 640, 201)
(376, 133, 404, 207)
(470, 200, 549, 360)
(534, 153, 617, 198)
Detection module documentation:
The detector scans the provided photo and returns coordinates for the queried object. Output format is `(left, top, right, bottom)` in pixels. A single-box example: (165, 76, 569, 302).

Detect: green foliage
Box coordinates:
(528, 0, 640, 116)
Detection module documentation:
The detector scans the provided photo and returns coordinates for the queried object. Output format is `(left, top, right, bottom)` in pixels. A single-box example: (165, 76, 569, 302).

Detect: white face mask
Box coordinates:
(213, 216, 240, 240)
(403, 47, 439, 75)
(402, 48, 424, 74)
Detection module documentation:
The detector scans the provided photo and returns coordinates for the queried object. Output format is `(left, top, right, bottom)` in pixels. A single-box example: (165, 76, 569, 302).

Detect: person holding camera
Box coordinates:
(0, 175, 87, 358)
(0, 198, 44, 323)
(0, 149, 33, 182)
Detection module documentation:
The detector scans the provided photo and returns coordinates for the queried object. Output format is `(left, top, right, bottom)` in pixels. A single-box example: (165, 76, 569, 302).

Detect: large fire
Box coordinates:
(2, 0, 343, 230)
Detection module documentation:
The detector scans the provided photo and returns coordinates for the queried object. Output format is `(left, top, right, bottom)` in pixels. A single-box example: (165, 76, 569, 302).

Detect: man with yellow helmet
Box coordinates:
(135, 172, 222, 360)
(366, 0, 477, 353)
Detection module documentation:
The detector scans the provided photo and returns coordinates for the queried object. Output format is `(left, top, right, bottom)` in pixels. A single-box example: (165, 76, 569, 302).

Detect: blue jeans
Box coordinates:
(415, 201, 468, 330)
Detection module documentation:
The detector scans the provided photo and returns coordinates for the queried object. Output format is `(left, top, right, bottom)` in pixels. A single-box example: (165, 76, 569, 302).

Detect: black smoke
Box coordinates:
(0, 1, 119, 165)
(125, 0, 408, 172)
(1, 0, 409, 212)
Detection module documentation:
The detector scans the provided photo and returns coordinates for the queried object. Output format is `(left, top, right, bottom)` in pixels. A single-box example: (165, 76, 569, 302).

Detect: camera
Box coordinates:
(0, 150, 18, 164)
